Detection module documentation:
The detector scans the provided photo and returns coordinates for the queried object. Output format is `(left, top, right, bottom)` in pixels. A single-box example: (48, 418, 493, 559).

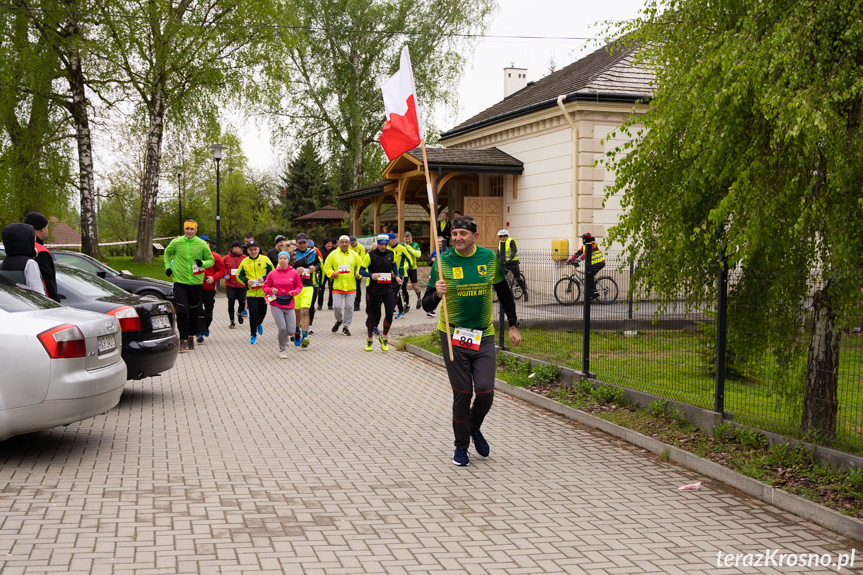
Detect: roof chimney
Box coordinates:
(504, 64, 528, 98)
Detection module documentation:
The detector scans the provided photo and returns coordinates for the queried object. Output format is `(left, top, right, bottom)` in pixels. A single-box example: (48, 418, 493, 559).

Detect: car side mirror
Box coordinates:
(96, 270, 107, 278)
(58, 293, 66, 300)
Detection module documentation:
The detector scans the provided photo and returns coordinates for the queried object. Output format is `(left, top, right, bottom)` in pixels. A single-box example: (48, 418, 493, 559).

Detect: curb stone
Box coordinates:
(404, 344, 863, 543)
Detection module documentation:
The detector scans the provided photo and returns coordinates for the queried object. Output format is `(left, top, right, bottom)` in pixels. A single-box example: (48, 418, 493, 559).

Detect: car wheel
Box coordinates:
(138, 290, 164, 300)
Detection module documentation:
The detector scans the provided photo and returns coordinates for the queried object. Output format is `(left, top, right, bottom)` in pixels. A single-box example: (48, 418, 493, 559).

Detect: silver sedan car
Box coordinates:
(0, 276, 126, 440)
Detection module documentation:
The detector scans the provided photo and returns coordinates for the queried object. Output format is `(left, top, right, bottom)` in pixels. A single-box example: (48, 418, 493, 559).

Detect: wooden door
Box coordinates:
(464, 196, 503, 249)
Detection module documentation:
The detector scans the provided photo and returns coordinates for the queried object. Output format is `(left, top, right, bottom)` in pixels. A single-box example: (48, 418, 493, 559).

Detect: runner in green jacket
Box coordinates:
(164, 220, 214, 351)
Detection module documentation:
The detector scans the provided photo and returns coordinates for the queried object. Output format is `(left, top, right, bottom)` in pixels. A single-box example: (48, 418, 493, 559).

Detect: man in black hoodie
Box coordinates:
(23, 212, 59, 302)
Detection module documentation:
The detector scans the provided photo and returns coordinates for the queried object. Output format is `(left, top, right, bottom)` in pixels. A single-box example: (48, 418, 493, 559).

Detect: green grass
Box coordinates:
(400, 328, 863, 454)
(102, 256, 169, 281)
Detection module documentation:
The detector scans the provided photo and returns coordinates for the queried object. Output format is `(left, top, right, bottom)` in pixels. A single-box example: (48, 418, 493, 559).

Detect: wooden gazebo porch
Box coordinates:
(337, 147, 523, 248)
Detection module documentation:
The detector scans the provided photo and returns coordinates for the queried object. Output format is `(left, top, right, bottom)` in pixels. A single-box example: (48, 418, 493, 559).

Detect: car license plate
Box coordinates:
(97, 334, 117, 355)
(151, 315, 171, 330)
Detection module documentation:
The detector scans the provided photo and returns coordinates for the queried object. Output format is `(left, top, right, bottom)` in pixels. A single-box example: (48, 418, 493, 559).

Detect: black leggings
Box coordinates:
(173, 283, 202, 340)
(199, 289, 215, 333)
(439, 330, 496, 448)
(246, 297, 267, 336)
(226, 286, 246, 322)
(366, 291, 395, 338)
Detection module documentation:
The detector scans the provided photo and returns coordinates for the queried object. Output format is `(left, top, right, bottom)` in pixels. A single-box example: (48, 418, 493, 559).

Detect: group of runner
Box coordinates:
(165, 216, 522, 467)
(166, 224, 436, 355)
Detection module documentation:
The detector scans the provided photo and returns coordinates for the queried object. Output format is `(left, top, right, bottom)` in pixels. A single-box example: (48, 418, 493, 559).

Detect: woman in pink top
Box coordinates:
(263, 251, 303, 358)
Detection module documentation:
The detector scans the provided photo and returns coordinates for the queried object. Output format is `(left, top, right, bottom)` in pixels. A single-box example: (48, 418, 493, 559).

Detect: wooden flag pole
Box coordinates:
(420, 140, 454, 361)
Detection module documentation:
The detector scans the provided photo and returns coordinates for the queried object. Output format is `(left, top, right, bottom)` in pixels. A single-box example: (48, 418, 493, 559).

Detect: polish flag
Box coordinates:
(380, 46, 424, 161)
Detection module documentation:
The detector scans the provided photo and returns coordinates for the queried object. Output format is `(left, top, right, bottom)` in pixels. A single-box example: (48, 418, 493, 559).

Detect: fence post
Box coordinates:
(498, 251, 508, 351)
(714, 248, 728, 413)
(628, 260, 634, 320)
(582, 241, 592, 377)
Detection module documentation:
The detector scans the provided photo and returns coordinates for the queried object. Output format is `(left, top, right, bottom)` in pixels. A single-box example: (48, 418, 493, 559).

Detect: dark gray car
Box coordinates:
(51, 250, 174, 301)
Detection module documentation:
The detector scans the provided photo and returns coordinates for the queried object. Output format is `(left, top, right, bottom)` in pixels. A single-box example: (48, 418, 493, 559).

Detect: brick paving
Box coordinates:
(0, 296, 860, 574)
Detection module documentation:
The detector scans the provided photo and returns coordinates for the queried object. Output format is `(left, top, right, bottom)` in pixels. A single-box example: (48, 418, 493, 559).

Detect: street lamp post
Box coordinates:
(211, 144, 226, 254)
(176, 167, 183, 236)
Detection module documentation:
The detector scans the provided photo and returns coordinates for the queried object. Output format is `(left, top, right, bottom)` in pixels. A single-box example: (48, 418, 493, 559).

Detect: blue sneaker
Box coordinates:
(373, 327, 380, 336)
(257, 324, 263, 335)
(395, 312, 405, 319)
(204, 328, 210, 337)
(452, 447, 470, 467)
(294, 336, 302, 347)
(471, 430, 490, 457)
(240, 310, 248, 318)
(250, 335, 257, 344)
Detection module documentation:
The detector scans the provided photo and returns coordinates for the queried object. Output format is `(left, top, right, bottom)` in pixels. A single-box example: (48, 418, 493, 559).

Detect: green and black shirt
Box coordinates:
(426, 245, 506, 337)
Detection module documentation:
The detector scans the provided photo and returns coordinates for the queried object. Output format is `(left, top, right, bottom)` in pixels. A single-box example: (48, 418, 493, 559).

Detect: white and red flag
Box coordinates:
(380, 46, 424, 161)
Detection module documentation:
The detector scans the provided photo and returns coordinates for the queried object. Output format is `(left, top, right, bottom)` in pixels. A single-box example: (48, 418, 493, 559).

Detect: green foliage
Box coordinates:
(592, 384, 625, 405)
(277, 0, 495, 188)
(280, 140, 332, 222)
(531, 362, 561, 385)
(602, 0, 863, 435)
(649, 400, 669, 419)
(575, 379, 594, 397)
(766, 443, 817, 470)
(502, 354, 531, 376)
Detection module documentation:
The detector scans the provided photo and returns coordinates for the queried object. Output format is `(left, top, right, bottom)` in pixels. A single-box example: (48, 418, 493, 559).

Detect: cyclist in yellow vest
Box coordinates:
(497, 230, 528, 302)
(569, 232, 606, 300)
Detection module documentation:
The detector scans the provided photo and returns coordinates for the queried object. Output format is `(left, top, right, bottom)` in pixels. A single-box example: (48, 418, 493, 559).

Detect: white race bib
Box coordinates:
(338, 264, 351, 274)
(192, 264, 203, 275)
(230, 268, 238, 276)
(377, 273, 392, 284)
(265, 293, 276, 303)
(300, 269, 311, 278)
(452, 327, 482, 351)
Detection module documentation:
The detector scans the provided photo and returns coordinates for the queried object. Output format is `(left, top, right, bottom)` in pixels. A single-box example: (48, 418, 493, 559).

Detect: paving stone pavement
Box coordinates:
(0, 296, 861, 574)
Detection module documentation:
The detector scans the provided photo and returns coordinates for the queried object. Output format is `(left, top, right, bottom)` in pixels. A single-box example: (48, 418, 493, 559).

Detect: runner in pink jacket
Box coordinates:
(263, 251, 304, 358)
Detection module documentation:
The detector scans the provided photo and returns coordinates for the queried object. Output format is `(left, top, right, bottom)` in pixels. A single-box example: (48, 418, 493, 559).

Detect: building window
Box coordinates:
(489, 175, 504, 197)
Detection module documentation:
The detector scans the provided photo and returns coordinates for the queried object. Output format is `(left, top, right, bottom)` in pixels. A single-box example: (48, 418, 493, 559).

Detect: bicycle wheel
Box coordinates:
(594, 276, 619, 304)
(511, 277, 524, 300)
(554, 277, 581, 306)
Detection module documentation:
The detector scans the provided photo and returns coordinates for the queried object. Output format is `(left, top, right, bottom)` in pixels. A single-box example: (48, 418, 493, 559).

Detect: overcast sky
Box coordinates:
(238, 0, 647, 170)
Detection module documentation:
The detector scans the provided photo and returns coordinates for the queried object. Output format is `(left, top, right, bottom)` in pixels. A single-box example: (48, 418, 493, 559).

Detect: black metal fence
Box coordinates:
(492, 248, 863, 454)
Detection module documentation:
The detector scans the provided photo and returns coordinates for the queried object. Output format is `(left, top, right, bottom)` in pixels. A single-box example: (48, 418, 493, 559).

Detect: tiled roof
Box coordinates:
(379, 203, 430, 222)
(293, 205, 349, 222)
(441, 39, 652, 140)
(403, 147, 523, 169)
(48, 217, 81, 244)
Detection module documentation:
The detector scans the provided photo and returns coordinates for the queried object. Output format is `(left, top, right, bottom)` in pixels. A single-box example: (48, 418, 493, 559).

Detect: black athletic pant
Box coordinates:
(199, 289, 215, 334)
(173, 282, 202, 340)
(439, 330, 496, 449)
(226, 286, 246, 322)
(366, 291, 395, 338)
(393, 281, 404, 313)
(246, 296, 267, 337)
(317, 278, 333, 308)
(354, 281, 362, 310)
(308, 286, 318, 327)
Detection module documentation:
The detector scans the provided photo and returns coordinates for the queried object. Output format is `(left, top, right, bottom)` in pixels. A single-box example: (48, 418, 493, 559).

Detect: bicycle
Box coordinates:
(492, 267, 524, 301)
(554, 261, 619, 305)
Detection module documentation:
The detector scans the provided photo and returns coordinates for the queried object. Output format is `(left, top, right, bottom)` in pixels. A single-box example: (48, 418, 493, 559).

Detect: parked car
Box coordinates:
(51, 250, 174, 300)
(54, 263, 179, 380)
(0, 274, 126, 440)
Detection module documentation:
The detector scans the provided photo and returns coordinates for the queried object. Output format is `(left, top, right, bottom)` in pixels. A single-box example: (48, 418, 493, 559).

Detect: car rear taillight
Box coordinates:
(107, 305, 141, 331)
(38, 324, 87, 359)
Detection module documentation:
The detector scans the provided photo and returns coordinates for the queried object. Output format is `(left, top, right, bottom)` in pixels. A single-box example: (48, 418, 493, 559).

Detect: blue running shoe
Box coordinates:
(373, 327, 380, 336)
(452, 447, 470, 467)
(240, 310, 248, 318)
(204, 328, 210, 337)
(250, 335, 257, 344)
(471, 430, 490, 457)
(395, 312, 405, 319)
(257, 324, 263, 335)
(294, 336, 302, 347)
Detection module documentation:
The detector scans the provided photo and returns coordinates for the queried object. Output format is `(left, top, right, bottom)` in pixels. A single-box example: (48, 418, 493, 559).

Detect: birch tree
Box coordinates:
(98, 0, 282, 262)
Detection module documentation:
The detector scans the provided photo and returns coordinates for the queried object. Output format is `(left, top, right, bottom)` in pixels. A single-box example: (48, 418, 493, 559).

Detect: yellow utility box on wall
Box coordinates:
(551, 239, 569, 262)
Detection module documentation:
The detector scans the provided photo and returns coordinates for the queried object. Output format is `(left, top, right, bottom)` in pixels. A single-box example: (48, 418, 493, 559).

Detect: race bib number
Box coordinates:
(300, 269, 311, 278)
(192, 264, 203, 275)
(453, 327, 482, 351)
(338, 264, 351, 274)
(265, 293, 276, 303)
(230, 268, 238, 276)
(376, 273, 392, 284)
(249, 278, 262, 288)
